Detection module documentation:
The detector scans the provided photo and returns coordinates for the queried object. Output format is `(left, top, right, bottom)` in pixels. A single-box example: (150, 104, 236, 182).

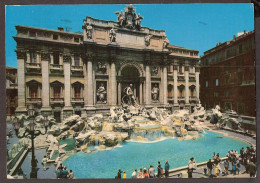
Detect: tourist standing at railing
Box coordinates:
(212, 152, 216, 160)
(137, 168, 143, 178)
(164, 160, 170, 177)
(131, 169, 137, 178)
(117, 169, 122, 179)
(247, 159, 256, 177)
(224, 159, 229, 176)
(207, 159, 213, 177)
(157, 164, 162, 178)
(187, 157, 196, 178)
(148, 165, 155, 178)
(143, 168, 149, 178)
(68, 170, 74, 179)
(240, 147, 245, 164)
(123, 171, 127, 178)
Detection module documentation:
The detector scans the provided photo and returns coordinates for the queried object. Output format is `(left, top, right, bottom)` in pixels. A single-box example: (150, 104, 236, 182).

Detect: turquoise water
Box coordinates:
(63, 131, 249, 178)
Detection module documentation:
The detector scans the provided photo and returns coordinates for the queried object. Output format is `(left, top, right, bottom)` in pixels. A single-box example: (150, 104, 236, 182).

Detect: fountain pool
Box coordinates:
(63, 131, 249, 178)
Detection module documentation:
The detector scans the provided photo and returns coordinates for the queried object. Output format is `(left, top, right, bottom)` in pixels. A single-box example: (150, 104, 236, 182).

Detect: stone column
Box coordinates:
(63, 55, 73, 118)
(50, 53, 54, 64)
(118, 82, 121, 105)
(16, 50, 27, 114)
(145, 65, 151, 106)
(110, 60, 117, 106)
(195, 67, 200, 102)
(139, 83, 143, 105)
(71, 54, 75, 66)
(173, 65, 178, 106)
(41, 53, 52, 114)
(26, 51, 30, 63)
(185, 65, 190, 105)
(86, 57, 94, 109)
(36, 52, 40, 63)
(83, 62, 88, 106)
(63, 55, 72, 107)
(163, 66, 168, 105)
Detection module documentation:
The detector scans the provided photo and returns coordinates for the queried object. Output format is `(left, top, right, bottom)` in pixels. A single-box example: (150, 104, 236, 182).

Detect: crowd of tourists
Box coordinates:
(55, 163, 74, 179)
(203, 145, 257, 178)
(115, 160, 170, 179)
(115, 145, 256, 179)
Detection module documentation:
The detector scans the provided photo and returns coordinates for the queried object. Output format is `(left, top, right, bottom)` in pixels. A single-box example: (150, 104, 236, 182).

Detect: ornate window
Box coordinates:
(30, 52, 37, 63)
(74, 55, 80, 66)
(53, 52, 60, 65)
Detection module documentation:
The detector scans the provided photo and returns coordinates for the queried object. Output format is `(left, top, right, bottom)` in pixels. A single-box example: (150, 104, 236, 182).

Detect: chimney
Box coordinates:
(244, 30, 246, 34)
(233, 35, 236, 40)
(58, 27, 64, 31)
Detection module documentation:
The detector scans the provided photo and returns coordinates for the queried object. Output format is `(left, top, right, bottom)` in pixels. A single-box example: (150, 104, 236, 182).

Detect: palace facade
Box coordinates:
(14, 5, 199, 121)
(200, 30, 255, 116)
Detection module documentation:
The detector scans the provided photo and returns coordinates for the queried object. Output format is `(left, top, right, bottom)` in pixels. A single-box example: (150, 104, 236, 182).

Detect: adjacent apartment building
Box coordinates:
(14, 5, 199, 121)
(200, 30, 255, 117)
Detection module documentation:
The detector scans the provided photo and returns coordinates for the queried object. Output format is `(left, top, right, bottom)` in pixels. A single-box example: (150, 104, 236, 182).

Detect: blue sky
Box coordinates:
(6, 4, 254, 68)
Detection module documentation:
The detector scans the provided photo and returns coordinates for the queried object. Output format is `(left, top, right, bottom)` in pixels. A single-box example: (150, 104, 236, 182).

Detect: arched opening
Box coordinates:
(120, 65, 141, 104)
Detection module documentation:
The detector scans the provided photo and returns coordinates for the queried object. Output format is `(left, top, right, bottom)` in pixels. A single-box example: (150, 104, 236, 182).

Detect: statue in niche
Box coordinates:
(152, 66, 158, 76)
(163, 37, 169, 49)
(97, 83, 107, 103)
(145, 34, 153, 46)
(151, 84, 160, 102)
(122, 84, 136, 106)
(86, 24, 93, 39)
(109, 28, 116, 42)
(97, 62, 107, 74)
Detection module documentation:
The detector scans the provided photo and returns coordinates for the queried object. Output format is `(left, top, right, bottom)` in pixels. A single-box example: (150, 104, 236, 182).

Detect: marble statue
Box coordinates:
(97, 83, 107, 103)
(145, 34, 153, 46)
(133, 13, 143, 30)
(86, 24, 93, 39)
(114, 4, 143, 31)
(122, 84, 136, 106)
(152, 66, 158, 76)
(152, 84, 159, 102)
(97, 62, 107, 74)
(109, 28, 116, 42)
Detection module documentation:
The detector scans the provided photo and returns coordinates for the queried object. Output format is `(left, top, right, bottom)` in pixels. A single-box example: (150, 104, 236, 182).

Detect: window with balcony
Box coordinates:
(53, 53, 60, 65)
(29, 84, 38, 98)
(74, 55, 80, 66)
(214, 92, 219, 97)
(179, 65, 183, 73)
(74, 85, 81, 98)
(30, 52, 37, 63)
(238, 44, 243, 54)
(54, 85, 61, 98)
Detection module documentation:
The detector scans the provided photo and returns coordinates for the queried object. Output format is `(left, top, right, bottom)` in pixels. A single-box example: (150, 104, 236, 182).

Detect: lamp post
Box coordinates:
(12, 105, 49, 179)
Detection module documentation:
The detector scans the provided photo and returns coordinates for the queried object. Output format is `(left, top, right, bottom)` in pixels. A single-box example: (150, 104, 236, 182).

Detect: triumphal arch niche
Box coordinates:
(82, 4, 173, 113)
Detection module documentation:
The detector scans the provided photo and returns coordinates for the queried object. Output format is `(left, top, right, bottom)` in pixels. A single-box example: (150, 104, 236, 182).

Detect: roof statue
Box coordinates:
(114, 4, 143, 31)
